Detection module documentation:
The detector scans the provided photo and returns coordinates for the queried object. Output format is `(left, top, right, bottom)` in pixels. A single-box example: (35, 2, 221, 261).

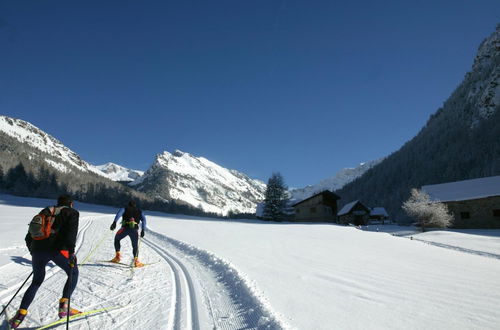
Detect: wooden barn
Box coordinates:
(338, 200, 370, 226)
(292, 190, 340, 222)
(369, 207, 389, 224)
(422, 175, 500, 228)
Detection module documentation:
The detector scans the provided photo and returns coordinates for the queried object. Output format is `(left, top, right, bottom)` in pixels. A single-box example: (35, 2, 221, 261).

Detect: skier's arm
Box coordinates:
(65, 209, 80, 255)
(141, 211, 147, 230)
(113, 208, 125, 224)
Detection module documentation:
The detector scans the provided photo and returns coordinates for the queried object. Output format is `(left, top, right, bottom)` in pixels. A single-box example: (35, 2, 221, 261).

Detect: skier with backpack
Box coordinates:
(9, 195, 81, 329)
(109, 200, 147, 267)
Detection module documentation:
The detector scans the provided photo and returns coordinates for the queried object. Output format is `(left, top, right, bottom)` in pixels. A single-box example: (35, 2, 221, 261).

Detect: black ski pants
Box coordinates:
(114, 227, 139, 257)
(20, 250, 79, 310)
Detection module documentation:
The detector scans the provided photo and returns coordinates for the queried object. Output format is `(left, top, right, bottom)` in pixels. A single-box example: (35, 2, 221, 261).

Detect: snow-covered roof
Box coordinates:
(370, 207, 388, 217)
(422, 176, 500, 203)
(291, 190, 340, 207)
(338, 200, 359, 216)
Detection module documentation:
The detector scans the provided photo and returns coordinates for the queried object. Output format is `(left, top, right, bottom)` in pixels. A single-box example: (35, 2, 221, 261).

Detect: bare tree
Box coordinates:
(402, 188, 453, 232)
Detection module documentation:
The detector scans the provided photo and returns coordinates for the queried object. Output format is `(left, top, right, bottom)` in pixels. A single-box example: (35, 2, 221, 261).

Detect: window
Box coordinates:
(311, 207, 316, 213)
(296, 209, 300, 214)
(493, 209, 500, 217)
(460, 212, 470, 219)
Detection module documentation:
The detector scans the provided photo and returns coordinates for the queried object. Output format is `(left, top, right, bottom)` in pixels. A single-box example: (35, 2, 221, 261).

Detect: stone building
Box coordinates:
(292, 190, 340, 222)
(422, 175, 500, 228)
(338, 200, 370, 226)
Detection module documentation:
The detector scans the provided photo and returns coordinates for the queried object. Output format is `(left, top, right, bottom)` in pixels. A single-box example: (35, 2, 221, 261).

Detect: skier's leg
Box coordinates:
(51, 251, 79, 299)
(114, 228, 126, 252)
(130, 229, 139, 258)
(19, 252, 50, 310)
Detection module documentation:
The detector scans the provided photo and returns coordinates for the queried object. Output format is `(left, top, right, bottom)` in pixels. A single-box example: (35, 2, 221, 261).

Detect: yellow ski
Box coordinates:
(36, 305, 125, 329)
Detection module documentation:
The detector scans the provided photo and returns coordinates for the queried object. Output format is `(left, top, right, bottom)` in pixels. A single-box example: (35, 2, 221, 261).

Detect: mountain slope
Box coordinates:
(94, 162, 144, 182)
(132, 150, 266, 215)
(0, 115, 155, 206)
(336, 25, 500, 223)
(0, 116, 106, 177)
(290, 159, 382, 201)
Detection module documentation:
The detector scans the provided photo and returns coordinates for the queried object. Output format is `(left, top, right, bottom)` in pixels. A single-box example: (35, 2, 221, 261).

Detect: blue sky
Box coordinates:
(1, 1, 499, 188)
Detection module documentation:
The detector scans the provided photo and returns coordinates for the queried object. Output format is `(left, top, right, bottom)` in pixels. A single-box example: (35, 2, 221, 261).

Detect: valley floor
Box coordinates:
(1, 194, 499, 329)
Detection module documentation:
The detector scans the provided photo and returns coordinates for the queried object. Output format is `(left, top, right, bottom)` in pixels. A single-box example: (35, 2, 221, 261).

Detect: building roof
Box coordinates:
(370, 207, 388, 217)
(421, 175, 500, 203)
(338, 200, 370, 216)
(291, 190, 340, 207)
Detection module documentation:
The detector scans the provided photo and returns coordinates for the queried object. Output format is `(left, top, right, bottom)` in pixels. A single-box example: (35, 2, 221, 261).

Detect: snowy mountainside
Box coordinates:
(468, 24, 500, 125)
(94, 162, 144, 182)
(289, 159, 382, 201)
(132, 150, 266, 215)
(0, 115, 106, 177)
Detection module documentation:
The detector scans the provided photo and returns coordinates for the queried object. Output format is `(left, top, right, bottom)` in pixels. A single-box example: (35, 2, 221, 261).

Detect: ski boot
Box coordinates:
(58, 298, 81, 318)
(133, 257, 144, 268)
(110, 251, 121, 263)
(9, 309, 27, 329)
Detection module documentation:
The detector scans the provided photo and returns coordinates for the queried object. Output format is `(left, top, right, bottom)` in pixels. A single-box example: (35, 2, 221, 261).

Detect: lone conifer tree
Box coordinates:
(263, 172, 289, 221)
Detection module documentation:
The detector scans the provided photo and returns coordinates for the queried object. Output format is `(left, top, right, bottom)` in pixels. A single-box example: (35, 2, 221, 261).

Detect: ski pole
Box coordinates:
(0, 271, 33, 317)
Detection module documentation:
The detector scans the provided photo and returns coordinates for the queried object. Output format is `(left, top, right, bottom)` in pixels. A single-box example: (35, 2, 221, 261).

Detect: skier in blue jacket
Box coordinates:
(109, 200, 147, 267)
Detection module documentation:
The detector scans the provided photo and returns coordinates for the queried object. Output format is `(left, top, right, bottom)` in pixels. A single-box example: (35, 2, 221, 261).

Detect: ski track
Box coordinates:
(410, 237, 500, 260)
(1, 215, 285, 330)
(146, 229, 285, 330)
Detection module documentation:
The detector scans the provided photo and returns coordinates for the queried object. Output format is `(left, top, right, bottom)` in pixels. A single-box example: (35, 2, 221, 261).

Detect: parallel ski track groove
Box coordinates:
(143, 237, 200, 330)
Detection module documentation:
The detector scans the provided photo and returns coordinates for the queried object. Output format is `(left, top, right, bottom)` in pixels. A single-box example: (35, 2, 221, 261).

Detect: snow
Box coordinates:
(94, 163, 144, 182)
(289, 159, 382, 202)
(44, 159, 69, 173)
(136, 150, 266, 215)
(338, 200, 359, 216)
(1, 194, 500, 329)
(370, 207, 388, 217)
(422, 175, 500, 202)
(0, 116, 106, 178)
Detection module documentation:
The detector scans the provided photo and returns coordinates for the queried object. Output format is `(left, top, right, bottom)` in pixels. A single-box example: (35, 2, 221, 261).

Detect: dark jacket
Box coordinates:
(122, 206, 143, 229)
(25, 206, 80, 254)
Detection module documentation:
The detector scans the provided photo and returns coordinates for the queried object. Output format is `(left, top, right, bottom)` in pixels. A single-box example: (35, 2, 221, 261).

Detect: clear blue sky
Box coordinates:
(1, 1, 499, 188)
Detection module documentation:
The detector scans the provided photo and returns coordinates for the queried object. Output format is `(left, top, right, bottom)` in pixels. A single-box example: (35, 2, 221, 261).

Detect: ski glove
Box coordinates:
(110, 222, 116, 230)
(140, 229, 145, 238)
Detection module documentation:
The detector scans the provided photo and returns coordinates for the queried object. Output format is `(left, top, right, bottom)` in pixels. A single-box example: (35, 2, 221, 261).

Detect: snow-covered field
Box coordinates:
(1, 194, 500, 329)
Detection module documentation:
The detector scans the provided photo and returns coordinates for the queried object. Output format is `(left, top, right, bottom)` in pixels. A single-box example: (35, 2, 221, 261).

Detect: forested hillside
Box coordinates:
(337, 25, 500, 222)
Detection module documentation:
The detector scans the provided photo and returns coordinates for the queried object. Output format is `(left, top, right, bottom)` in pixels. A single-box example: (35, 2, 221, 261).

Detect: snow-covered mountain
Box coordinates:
(468, 24, 500, 126)
(94, 162, 144, 182)
(289, 159, 382, 202)
(0, 115, 107, 177)
(132, 150, 266, 215)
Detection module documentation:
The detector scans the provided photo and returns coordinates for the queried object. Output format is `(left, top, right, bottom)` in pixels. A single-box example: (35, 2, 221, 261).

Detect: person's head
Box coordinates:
(128, 200, 136, 208)
(57, 194, 74, 207)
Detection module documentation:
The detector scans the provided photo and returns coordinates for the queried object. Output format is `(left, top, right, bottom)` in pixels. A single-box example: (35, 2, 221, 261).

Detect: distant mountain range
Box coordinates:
(336, 24, 500, 222)
(0, 114, 376, 216)
(289, 159, 382, 201)
(95, 163, 144, 182)
(2, 25, 497, 219)
(0, 116, 266, 215)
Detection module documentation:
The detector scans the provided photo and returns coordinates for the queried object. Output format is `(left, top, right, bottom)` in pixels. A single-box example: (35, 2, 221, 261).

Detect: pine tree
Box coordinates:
(262, 172, 289, 221)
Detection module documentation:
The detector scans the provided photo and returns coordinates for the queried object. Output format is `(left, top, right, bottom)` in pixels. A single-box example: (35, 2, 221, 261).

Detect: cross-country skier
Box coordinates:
(9, 195, 81, 329)
(109, 200, 147, 267)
